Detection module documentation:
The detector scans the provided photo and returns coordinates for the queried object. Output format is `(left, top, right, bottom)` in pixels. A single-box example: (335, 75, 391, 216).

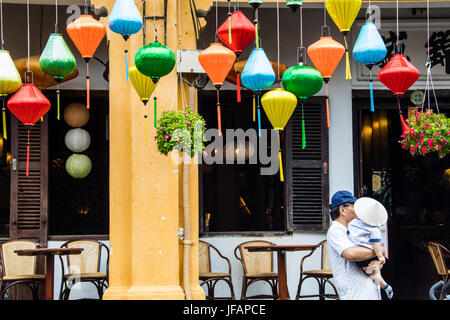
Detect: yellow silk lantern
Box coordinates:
(326, 0, 362, 79)
(129, 65, 158, 145)
(261, 88, 298, 181)
(0, 50, 22, 139)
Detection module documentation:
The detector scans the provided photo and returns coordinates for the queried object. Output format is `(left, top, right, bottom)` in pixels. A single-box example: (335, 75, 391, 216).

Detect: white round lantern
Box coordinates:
(65, 128, 91, 153)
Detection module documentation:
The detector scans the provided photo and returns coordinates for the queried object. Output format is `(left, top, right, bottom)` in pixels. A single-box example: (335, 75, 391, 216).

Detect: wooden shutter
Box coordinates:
(286, 98, 329, 231)
(10, 116, 48, 244)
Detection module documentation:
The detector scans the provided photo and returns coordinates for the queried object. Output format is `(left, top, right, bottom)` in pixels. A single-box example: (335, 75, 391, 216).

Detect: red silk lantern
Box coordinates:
(7, 83, 51, 176)
(378, 53, 420, 133)
(307, 29, 345, 128)
(66, 15, 106, 109)
(217, 10, 255, 103)
(198, 43, 236, 135)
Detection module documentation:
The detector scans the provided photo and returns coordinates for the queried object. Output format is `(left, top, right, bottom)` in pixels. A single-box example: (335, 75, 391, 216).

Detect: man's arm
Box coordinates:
(341, 246, 377, 261)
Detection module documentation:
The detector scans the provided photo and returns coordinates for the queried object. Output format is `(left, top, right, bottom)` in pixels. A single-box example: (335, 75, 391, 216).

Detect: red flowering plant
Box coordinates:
(399, 109, 450, 157)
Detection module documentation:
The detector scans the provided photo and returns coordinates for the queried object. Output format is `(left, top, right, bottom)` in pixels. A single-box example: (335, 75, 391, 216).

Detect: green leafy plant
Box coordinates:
(155, 106, 206, 157)
(399, 109, 450, 157)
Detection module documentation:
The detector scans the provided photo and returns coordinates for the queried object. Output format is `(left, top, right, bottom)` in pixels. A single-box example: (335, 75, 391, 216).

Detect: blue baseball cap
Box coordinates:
(330, 190, 357, 209)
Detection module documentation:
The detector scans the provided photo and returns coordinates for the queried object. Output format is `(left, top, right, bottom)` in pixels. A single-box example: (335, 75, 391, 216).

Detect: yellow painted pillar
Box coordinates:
(93, 0, 203, 299)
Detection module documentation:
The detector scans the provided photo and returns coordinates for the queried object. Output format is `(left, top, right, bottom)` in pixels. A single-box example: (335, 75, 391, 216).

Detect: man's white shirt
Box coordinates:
(327, 221, 381, 300)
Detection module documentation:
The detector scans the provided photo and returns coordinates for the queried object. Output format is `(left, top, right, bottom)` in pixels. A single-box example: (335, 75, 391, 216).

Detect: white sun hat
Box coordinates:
(354, 197, 388, 227)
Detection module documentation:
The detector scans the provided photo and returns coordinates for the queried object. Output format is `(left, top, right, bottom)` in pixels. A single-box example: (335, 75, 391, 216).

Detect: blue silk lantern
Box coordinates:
(353, 22, 387, 112)
(241, 48, 276, 137)
(108, 0, 143, 81)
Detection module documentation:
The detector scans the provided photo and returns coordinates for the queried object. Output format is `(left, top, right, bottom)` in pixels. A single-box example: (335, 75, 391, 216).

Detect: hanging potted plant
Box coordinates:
(155, 106, 206, 157)
(399, 109, 450, 158)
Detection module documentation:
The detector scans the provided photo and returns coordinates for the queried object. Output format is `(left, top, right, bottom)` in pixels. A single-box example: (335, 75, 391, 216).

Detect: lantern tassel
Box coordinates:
(257, 94, 261, 138)
(236, 72, 241, 103)
(217, 89, 222, 136)
(26, 129, 30, 177)
(2, 99, 7, 140)
(228, 15, 232, 44)
(56, 85, 61, 120)
(397, 98, 409, 134)
(154, 97, 157, 128)
(252, 93, 256, 122)
(325, 82, 330, 128)
(125, 48, 129, 82)
(278, 132, 284, 182)
(144, 115, 148, 145)
(301, 102, 306, 149)
(344, 34, 352, 80)
(255, 21, 259, 50)
(86, 62, 90, 109)
(369, 69, 375, 112)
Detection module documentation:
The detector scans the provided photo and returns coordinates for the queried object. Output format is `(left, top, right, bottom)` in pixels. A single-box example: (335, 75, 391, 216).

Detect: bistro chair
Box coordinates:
(58, 240, 109, 300)
(0, 240, 45, 300)
(427, 241, 450, 299)
(295, 240, 339, 300)
(199, 240, 235, 299)
(234, 240, 278, 300)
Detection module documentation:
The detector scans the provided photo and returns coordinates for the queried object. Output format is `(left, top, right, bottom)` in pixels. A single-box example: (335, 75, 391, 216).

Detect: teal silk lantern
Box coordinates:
(248, 0, 263, 9)
(66, 153, 92, 179)
(286, 0, 303, 12)
(39, 33, 76, 120)
(282, 55, 323, 149)
(108, 0, 143, 82)
(353, 22, 387, 112)
(241, 48, 276, 137)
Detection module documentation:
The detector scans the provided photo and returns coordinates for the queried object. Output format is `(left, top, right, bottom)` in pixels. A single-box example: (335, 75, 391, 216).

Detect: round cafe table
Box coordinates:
(15, 247, 83, 300)
(246, 244, 319, 300)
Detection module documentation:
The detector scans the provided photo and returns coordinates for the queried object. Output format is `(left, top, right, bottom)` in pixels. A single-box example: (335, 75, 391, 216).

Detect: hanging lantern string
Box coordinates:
(27, 0, 30, 73)
(0, 0, 4, 50)
(227, 0, 232, 44)
(142, 0, 146, 46)
(421, 0, 439, 114)
(300, 6, 303, 48)
(396, 0, 399, 44)
(323, 0, 326, 26)
(276, 0, 280, 85)
(153, 0, 157, 41)
(215, 0, 218, 42)
(84, 0, 88, 14)
(55, 0, 58, 33)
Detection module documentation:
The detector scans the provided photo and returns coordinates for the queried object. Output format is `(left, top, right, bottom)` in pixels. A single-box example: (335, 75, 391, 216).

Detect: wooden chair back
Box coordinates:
(61, 240, 107, 274)
(0, 240, 40, 278)
(235, 240, 275, 277)
(199, 240, 211, 274)
(321, 240, 331, 270)
(427, 241, 449, 276)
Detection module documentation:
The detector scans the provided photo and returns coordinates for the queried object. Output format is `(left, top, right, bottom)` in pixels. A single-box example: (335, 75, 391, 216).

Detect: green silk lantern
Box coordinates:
(0, 50, 22, 140)
(135, 41, 175, 84)
(39, 33, 76, 120)
(135, 40, 175, 129)
(282, 54, 323, 149)
(66, 153, 92, 179)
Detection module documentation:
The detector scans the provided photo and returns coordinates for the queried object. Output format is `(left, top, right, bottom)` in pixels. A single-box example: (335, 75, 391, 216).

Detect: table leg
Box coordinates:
(277, 250, 290, 300)
(45, 255, 54, 300)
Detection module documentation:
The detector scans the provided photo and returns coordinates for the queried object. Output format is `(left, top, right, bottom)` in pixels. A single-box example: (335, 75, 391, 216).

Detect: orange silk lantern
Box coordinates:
(307, 26, 345, 127)
(66, 14, 106, 109)
(198, 43, 236, 135)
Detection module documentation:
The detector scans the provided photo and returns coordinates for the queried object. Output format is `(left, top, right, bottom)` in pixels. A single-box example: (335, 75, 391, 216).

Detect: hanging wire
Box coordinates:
(276, 0, 280, 85)
(27, 0, 30, 72)
(0, 0, 4, 50)
(323, 0, 327, 26)
(55, 0, 58, 33)
(84, 0, 88, 15)
(153, 0, 157, 41)
(300, 6, 303, 48)
(396, 0, 399, 44)
(215, 0, 218, 42)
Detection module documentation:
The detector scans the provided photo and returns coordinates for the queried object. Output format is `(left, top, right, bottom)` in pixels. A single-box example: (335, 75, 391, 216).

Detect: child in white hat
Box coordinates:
(348, 197, 394, 299)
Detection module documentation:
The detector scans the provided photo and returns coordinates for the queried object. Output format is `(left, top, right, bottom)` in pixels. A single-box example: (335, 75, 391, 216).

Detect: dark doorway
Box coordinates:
(354, 90, 450, 299)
